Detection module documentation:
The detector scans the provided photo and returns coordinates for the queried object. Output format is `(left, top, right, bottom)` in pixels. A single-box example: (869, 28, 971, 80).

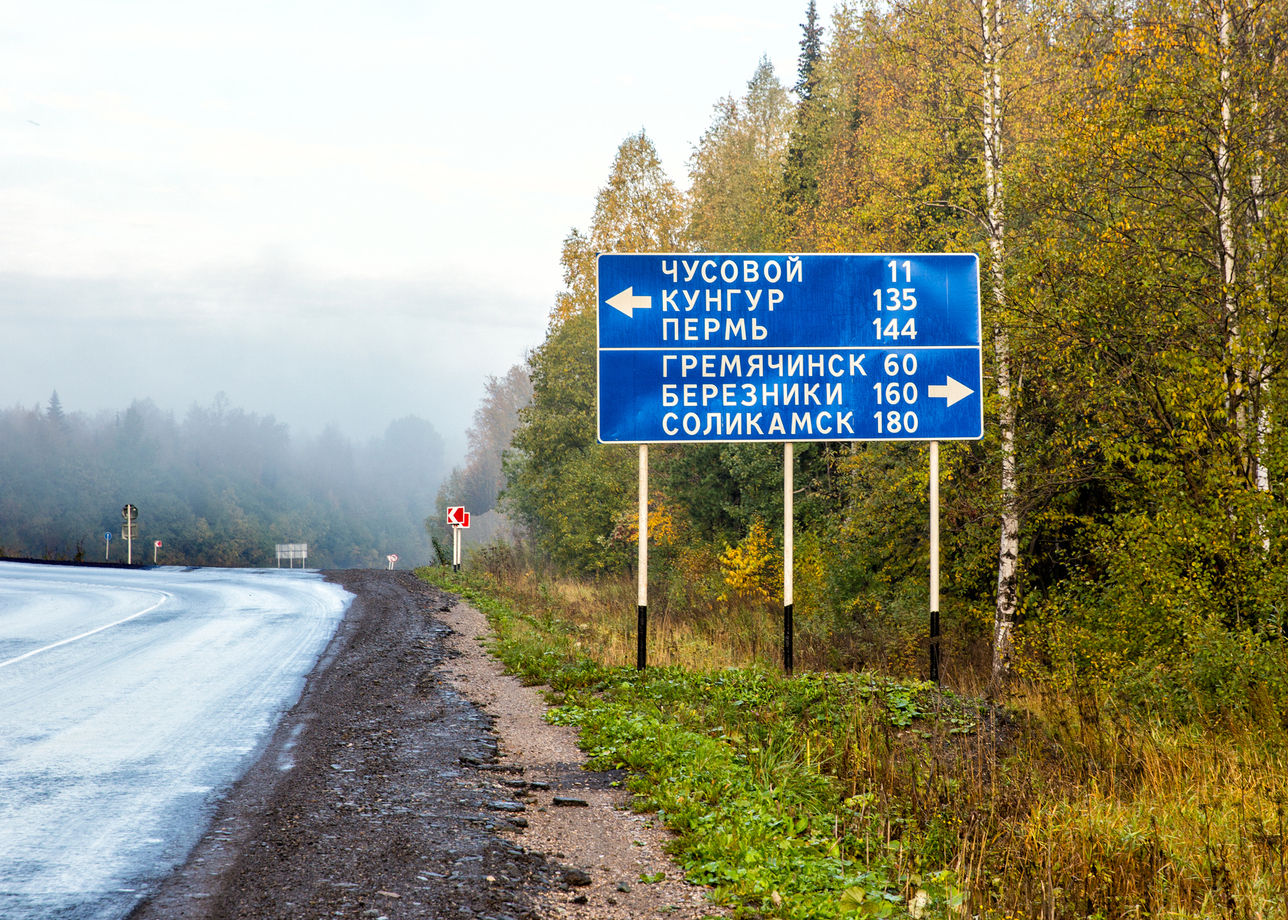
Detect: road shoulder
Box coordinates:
(129, 570, 720, 920)
(438, 597, 722, 920)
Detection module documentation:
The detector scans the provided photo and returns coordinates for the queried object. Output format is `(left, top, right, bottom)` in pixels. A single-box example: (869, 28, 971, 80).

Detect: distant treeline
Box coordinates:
(0, 392, 445, 568)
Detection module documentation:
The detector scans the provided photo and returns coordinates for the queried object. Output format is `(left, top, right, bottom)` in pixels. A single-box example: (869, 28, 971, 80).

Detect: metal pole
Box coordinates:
(930, 441, 941, 685)
(784, 442, 794, 677)
(637, 444, 648, 671)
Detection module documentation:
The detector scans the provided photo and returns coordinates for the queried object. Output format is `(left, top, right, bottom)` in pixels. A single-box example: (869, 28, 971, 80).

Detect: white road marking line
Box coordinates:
(0, 592, 170, 669)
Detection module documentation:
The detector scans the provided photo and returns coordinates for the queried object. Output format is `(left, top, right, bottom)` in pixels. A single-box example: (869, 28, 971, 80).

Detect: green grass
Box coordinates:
(420, 565, 1288, 919)
(423, 566, 970, 918)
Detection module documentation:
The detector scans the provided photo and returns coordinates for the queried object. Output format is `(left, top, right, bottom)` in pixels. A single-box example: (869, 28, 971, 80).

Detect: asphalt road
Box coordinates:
(0, 561, 350, 920)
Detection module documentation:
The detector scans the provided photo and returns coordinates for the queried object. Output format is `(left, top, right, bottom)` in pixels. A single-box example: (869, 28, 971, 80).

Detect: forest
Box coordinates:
(425, 3, 1288, 914)
(456, 0, 1288, 721)
(0, 392, 445, 569)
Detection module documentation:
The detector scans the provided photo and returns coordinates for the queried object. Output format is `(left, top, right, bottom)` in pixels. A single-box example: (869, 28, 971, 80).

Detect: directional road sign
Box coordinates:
(597, 253, 983, 443)
(446, 506, 470, 528)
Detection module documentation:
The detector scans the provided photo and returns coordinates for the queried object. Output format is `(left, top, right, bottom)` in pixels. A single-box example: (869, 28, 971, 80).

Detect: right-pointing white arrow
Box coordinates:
(928, 376, 974, 407)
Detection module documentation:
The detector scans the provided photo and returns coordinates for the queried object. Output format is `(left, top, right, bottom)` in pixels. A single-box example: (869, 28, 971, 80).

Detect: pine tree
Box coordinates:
(46, 390, 65, 426)
(795, 0, 823, 102)
(782, 2, 826, 235)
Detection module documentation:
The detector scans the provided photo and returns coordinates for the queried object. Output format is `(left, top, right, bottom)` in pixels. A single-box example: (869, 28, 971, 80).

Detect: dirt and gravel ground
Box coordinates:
(129, 569, 721, 920)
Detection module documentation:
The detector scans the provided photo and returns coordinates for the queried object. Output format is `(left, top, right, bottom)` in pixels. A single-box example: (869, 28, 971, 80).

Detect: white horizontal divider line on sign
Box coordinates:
(0, 591, 170, 670)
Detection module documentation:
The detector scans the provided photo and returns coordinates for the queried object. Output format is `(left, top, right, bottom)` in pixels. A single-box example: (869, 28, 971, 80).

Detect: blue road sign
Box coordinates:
(597, 253, 984, 443)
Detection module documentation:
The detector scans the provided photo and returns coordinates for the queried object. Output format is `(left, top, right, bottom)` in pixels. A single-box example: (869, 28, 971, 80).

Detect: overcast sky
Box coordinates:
(1, 1, 806, 459)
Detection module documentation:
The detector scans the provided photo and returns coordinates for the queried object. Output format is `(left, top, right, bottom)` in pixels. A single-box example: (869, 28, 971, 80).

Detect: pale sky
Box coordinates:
(1, 1, 808, 458)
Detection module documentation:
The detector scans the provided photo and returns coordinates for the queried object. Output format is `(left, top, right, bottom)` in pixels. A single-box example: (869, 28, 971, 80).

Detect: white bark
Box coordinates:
(1220, 1, 1272, 553)
(1247, 7, 1274, 550)
(983, 0, 1018, 686)
(1219, 0, 1244, 440)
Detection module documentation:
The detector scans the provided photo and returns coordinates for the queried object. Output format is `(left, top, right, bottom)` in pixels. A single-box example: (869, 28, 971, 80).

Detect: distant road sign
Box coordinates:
(446, 506, 467, 527)
(105, 532, 112, 541)
(597, 253, 983, 443)
(155, 540, 162, 548)
(122, 504, 138, 521)
(275, 543, 308, 568)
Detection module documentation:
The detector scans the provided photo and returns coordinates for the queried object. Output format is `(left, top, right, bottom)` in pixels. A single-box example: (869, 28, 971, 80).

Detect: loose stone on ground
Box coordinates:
(127, 570, 722, 920)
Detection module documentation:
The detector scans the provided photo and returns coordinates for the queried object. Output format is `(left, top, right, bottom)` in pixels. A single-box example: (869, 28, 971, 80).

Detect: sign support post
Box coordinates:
(637, 444, 648, 670)
(105, 532, 112, 561)
(784, 443, 794, 677)
(122, 504, 138, 566)
(596, 253, 982, 682)
(929, 441, 941, 684)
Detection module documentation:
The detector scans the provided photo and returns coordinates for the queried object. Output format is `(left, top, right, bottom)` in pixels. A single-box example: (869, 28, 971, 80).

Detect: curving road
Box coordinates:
(0, 561, 351, 920)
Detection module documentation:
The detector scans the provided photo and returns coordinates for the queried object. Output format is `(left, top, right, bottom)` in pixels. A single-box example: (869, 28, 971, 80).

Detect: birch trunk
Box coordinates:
(983, 0, 1019, 686)
(1218, 0, 1244, 443)
(1247, 9, 1274, 551)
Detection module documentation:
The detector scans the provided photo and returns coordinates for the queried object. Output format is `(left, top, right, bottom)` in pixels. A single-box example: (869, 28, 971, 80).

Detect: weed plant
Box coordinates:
(420, 562, 1288, 919)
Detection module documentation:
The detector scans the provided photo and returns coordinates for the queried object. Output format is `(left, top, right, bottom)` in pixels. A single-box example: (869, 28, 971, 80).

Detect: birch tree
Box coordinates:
(688, 58, 794, 252)
(509, 133, 685, 571)
(871, 0, 1034, 683)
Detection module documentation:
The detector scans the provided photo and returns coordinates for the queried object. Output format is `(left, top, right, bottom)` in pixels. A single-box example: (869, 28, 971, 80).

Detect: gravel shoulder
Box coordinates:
(129, 569, 721, 920)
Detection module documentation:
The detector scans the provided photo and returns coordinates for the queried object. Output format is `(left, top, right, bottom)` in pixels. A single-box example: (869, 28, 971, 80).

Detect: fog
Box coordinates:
(0, 0, 805, 562)
(0, 394, 447, 568)
(1, 266, 544, 460)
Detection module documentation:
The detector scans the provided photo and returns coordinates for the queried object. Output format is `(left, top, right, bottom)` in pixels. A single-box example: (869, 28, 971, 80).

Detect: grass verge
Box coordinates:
(419, 565, 1288, 920)
(423, 565, 972, 918)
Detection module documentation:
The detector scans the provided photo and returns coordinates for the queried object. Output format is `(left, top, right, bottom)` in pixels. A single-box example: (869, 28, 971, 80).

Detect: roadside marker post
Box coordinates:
(154, 539, 162, 565)
(105, 531, 112, 562)
(597, 253, 983, 679)
(446, 507, 470, 572)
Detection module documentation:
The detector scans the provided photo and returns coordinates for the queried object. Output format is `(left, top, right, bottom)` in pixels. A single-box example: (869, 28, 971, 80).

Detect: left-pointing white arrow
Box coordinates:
(606, 287, 651, 318)
(927, 376, 974, 407)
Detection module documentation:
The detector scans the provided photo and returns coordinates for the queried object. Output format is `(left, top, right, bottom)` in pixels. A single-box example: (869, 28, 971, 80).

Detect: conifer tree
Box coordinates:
(782, 2, 826, 235)
(795, 1, 823, 102)
(46, 390, 65, 426)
